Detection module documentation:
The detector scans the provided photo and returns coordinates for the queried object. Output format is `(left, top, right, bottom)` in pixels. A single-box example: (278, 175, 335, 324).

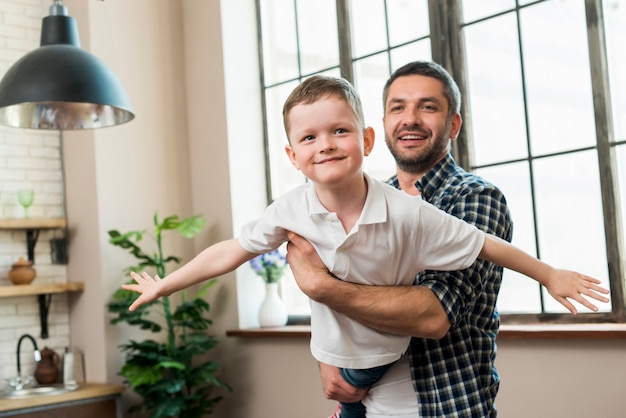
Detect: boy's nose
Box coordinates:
(318, 135, 336, 151)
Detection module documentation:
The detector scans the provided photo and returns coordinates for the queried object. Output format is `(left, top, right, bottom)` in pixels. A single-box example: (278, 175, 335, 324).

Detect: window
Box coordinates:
(256, 0, 625, 323)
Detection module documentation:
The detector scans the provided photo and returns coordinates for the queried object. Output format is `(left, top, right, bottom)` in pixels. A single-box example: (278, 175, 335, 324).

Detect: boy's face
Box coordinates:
(383, 74, 462, 175)
(285, 96, 374, 187)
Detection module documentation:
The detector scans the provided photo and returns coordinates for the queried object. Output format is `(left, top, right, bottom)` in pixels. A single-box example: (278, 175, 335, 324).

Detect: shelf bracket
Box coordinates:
(25, 229, 41, 264)
(37, 293, 52, 339)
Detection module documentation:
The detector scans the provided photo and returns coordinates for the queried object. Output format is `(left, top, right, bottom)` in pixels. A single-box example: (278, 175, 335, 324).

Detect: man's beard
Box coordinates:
(385, 123, 451, 174)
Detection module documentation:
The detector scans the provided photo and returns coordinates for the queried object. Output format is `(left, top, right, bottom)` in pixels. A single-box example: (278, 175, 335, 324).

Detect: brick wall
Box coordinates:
(0, 0, 70, 384)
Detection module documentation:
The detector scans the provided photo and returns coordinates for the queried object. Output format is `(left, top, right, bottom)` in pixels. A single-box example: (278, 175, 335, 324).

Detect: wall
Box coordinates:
(0, 0, 70, 384)
(1, 1, 625, 418)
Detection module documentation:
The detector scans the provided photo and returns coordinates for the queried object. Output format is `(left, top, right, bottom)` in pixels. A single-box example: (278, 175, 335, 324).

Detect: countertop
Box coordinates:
(0, 383, 124, 413)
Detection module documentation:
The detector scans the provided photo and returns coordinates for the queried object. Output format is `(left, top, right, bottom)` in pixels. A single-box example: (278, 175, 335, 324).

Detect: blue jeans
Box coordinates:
(339, 362, 395, 418)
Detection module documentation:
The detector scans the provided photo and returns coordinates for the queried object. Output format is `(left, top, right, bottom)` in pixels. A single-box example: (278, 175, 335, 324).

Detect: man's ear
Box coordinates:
(285, 144, 300, 170)
(449, 113, 463, 140)
(363, 126, 375, 156)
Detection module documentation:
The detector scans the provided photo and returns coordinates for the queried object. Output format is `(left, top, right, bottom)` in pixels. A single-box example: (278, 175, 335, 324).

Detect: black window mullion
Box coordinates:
(441, 0, 473, 170)
(585, 0, 625, 315)
(336, 0, 353, 82)
(255, 0, 273, 205)
(512, 2, 546, 313)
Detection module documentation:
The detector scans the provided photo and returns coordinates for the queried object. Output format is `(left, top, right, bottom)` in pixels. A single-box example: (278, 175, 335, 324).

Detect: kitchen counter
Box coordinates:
(0, 383, 124, 417)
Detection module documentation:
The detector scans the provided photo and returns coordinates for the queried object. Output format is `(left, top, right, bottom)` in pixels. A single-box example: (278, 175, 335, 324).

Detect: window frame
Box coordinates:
(255, 0, 626, 325)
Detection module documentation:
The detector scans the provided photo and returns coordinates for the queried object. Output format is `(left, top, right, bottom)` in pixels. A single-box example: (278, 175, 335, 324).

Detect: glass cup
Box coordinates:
(17, 189, 35, 218)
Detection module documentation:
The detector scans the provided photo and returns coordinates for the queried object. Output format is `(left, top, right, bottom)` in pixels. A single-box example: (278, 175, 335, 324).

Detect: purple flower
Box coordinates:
(249, 249, 288, 283)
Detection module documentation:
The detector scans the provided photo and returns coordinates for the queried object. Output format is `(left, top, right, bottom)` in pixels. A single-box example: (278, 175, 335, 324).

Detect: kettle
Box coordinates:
(62, 347, 85, 387)
(34, 347, 60, 384)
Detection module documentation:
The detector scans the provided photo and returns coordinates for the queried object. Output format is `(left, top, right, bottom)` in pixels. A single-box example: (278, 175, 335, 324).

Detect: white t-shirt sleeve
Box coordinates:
(237, 203, 288, 254)
(413, 201, 485, 271)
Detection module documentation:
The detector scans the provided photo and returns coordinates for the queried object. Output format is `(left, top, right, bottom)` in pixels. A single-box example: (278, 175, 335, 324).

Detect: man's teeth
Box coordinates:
(401, 134, 426, 140)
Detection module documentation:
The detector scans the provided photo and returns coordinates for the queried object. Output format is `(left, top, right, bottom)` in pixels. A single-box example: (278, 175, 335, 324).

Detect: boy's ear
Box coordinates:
(363, 126, 375, 156)
(285, 144, 301, 170)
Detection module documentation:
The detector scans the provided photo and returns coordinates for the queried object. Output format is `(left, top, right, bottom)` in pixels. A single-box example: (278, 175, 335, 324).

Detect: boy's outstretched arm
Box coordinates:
(122, 238, 257, 311)
(480, 234, 610, 314)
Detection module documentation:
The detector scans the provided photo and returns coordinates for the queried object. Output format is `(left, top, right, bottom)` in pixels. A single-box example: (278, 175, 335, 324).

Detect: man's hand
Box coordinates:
(319, 363, 367, 403)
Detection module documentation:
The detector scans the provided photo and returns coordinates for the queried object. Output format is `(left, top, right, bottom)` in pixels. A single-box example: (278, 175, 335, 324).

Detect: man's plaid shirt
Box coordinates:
(388, 153, 513, 417)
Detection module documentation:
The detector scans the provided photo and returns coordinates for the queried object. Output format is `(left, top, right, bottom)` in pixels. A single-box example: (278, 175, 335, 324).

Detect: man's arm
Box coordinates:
(286, 231, 451, 339)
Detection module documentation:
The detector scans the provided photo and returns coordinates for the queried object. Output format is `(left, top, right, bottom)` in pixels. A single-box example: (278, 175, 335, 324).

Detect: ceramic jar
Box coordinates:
(8, 257, 37, 285)
(35, 347, 60, 384)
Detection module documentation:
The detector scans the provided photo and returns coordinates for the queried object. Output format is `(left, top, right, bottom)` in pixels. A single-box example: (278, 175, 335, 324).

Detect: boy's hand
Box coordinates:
(544, 269, 610, 314)
(122, 271, 164, 311)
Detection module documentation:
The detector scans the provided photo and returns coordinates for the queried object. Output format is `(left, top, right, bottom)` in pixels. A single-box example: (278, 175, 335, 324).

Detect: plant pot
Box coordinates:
(258, 282, 288, 327)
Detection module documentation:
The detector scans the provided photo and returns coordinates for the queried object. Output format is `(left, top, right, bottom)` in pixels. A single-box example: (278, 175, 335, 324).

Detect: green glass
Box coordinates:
(17, 189, 34, 218)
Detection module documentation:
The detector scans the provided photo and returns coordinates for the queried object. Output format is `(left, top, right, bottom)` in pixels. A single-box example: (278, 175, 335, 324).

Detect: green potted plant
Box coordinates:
(107, 213, 230, 418)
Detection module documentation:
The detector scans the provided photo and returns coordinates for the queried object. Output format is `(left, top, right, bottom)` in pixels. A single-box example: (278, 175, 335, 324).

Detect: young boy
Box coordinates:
(123, 75, 609, 418)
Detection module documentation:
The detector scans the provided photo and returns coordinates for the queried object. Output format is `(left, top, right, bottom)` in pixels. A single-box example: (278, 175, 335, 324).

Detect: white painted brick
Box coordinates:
(0, 0, 69, 376)
(0, 1, 25, 14)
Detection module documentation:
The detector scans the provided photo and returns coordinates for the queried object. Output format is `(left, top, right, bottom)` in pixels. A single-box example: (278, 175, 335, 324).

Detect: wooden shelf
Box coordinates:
(0, 218, 67, 264)
(0, 218, 66, 230)
(0, 282, 84, 339)
(0, 282, 84, 298)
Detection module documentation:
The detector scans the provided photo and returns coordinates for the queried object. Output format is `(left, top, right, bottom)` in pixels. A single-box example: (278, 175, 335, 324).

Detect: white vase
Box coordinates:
(258, 282, 288, 327)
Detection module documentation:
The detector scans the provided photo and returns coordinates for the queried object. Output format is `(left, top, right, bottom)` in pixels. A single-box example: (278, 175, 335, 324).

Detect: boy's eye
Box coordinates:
(303, 135, 314, 142)
(335, 128, 346, 134)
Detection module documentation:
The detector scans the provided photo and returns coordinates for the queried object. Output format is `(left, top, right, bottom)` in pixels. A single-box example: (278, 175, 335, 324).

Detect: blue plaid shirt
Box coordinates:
(388, 153, 512, 417)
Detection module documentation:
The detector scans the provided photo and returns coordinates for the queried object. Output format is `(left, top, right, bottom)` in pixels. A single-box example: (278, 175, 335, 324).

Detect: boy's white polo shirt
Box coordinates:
(239, 173, 484, 369)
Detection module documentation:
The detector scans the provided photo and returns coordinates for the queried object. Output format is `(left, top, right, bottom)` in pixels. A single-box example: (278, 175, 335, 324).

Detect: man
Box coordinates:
(286, 61, 512, 417)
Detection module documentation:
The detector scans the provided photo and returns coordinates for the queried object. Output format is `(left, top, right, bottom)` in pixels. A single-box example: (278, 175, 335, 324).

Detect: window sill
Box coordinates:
(226, 323, 626, 340)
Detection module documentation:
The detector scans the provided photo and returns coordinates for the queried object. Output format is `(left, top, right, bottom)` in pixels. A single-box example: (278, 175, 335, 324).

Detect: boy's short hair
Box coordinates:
(282, 75, 365, 138)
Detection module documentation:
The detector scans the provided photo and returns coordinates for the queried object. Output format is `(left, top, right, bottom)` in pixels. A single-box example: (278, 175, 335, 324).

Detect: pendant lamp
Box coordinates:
(0, 0, 134, 130)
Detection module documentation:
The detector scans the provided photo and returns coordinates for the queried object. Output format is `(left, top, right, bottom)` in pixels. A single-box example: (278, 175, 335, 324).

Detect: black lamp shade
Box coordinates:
(0, 10, 134, 130)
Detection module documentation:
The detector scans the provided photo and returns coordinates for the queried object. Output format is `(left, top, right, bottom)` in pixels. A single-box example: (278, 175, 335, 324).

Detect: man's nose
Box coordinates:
(403, 108, 423, 126)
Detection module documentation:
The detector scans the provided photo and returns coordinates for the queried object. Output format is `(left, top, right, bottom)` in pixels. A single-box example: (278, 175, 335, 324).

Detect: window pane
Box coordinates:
(604, 0, 626, 141)
(477, 163, 541, 313)
(350, 0, 388, 57)
(533, 152, 610, 313)
(260, 0, 299, 85)
(387, 0, 430, 46)
(354, 53, 397, 181)
(521, 1, 596, 155)
(390, 40, 432, 72)
(461, 0, 515, 23)
(265, 82, 306, 199)
(297, 0, 340, 75)
(464, 14, 528, 166)
(281, 265, 312, 316)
